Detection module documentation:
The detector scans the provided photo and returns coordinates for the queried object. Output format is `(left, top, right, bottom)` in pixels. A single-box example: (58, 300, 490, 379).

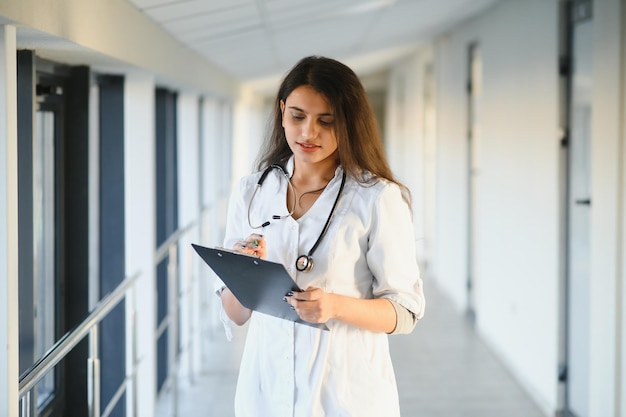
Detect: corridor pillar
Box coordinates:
(0, 24, 19, 417)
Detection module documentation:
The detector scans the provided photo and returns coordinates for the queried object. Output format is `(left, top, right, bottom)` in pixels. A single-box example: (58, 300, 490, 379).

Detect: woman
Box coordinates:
(218, 56, 425, 417)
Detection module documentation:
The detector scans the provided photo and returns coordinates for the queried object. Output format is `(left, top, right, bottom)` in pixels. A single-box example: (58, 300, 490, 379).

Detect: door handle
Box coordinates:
(575, 198, 591, 206)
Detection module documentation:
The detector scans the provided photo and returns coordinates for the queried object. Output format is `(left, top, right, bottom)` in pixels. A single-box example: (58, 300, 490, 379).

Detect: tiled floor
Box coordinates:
(156, 280, 547, 417)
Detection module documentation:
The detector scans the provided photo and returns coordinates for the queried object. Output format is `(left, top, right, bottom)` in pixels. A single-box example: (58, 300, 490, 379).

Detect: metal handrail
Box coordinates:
(18, 272, 140, 396)
(153, 219, 199, 417)
(18, 219, 204, 416)
(155, 221, 197, 264)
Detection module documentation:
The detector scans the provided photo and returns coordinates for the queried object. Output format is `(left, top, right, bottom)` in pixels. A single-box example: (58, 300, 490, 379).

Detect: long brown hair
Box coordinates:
(256, 55, 411, 207)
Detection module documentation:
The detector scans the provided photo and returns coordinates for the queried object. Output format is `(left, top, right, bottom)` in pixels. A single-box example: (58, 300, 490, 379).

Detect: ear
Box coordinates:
(280, 100, 285, 127)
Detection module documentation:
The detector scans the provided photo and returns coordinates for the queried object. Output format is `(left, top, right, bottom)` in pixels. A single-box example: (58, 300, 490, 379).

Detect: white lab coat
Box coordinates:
(219, 157, 425, 417)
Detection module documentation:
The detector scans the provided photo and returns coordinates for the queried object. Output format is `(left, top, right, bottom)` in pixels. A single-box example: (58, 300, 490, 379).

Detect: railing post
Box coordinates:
(168, 244, 179, 417)
(128, 284, 138, 417)
(130, 285, 139, 417)
(87, 325, 101, 417)
(187, 245, 195, 385)
(19, 391, 31, 417)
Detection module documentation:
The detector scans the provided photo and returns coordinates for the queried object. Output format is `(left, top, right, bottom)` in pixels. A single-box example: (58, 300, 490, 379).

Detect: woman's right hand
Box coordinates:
(233, 233, 266, 259)
(222, 233, 266, 326)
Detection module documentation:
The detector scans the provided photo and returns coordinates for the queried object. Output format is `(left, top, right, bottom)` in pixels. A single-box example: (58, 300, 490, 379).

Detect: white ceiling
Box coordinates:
(126, 0, 501, 82)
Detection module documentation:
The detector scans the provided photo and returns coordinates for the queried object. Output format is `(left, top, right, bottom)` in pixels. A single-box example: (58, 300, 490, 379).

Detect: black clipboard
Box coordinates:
(192, 244, 328, 330)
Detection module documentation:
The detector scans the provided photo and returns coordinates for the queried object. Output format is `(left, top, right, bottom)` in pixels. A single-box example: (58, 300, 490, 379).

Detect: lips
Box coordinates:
(297, 142, 319, 152)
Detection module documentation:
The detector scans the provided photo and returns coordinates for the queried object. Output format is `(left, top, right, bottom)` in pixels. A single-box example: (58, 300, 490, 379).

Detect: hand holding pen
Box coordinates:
(234, 233, 266, 259)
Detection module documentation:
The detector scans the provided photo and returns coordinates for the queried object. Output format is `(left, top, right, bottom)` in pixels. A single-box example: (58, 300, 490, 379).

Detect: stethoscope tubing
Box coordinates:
(247, 164, 295, 229)
(247, 164, 346, 272)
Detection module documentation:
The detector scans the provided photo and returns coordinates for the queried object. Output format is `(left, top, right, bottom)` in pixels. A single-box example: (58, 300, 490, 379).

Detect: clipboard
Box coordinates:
(192, 244, 328, 330)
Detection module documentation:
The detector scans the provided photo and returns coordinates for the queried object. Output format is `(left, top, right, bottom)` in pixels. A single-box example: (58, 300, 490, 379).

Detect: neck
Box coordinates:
(291, 159, 339, 187)
(286, 158, 340, 219)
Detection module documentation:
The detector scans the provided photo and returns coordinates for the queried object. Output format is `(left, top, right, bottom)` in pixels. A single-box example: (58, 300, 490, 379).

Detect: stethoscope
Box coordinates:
(247, 164, 346, 272)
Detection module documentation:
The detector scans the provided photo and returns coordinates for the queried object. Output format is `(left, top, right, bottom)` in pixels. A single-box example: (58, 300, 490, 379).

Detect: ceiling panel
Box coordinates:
(193, 29, 272, 58)
(194, 30, 274, 62)
(272, 14, 378, 70)
(262, 0, 365, 25)
(125, 0, 502, 81)
(130, 0, 190, 9)
(206, 56, 278, 80)
(142, 0, 252, 21)
(160, 4, 259, 36)
(187, 29, 272, 63)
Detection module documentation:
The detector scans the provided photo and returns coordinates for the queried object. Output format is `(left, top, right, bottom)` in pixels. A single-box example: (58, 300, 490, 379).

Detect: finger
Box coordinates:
(242, 235, 264, 248)
(243, 240, 260, 249)
(234, 240, 256, 253)
(293, 287, 321, 301)
(247, 235, 266, 259)
(244, 234, 264, 246)
(287, 290, 309, 302)
(283, 295, 297, 310)
(247, 233, 264, 243)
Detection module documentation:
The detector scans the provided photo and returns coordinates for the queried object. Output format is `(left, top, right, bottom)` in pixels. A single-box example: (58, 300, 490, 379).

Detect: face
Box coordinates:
(281, 85, 338, 168)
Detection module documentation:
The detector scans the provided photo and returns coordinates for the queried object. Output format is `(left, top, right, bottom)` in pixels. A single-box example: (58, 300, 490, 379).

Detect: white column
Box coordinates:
(232, 87, 264, 183)
(0, 24, 19, 417)
(176, 93, 200, 379)
(589, 0, 623, 415)
(124, 71, 157, 417)
(198, 97, 228, 346)
(200, 97, 219, 217)
(218, 100, 233, 239)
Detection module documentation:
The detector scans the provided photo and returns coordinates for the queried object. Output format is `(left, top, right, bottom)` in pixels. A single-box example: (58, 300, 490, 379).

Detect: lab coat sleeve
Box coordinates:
(366, 182, 425, 320)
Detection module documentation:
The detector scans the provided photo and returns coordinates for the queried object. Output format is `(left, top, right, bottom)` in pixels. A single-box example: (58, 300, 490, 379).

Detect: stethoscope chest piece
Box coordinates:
(296, 254, 313, 272)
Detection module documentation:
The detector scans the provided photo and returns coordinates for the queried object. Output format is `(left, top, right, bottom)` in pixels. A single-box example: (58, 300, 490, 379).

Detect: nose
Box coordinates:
(301, 119, 318, 139)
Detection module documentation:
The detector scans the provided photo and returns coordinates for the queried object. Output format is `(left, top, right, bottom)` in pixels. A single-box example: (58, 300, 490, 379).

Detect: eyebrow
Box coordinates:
(288, 106, 333, 117)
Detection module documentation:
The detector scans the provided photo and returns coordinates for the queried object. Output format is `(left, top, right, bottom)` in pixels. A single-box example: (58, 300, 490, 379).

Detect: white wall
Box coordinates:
(432, 30, 471, 311)
(415, 0, 626, 415)
(0, 24, 19, 417)
(385, 50, 434, 268)
(427, 0, 561, 414)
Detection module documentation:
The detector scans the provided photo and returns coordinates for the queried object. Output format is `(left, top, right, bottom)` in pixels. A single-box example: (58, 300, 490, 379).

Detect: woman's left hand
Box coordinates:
(285, 287, 399, 332)
(285, 287, 336, 324)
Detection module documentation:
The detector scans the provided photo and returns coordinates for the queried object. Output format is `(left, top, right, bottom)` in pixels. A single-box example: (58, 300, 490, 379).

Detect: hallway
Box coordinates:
(156, 279, 546, 417)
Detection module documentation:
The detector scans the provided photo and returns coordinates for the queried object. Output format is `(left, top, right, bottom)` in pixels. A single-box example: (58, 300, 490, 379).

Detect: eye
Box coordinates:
(319, 119, 334, 126)
(290, 112, 305, 121)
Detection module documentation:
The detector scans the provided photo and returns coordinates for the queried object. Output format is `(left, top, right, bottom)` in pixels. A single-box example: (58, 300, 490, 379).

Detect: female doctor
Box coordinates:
(219, 55, 425, 417)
